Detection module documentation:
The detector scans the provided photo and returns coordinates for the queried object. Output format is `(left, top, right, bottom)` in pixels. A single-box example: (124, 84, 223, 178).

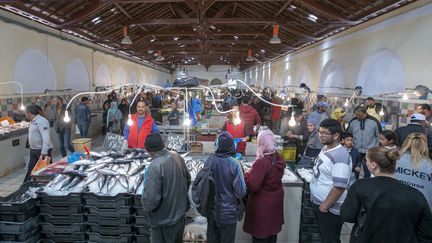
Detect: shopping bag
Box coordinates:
(31, 156, 51, 174)
(75, 124, 80, 135)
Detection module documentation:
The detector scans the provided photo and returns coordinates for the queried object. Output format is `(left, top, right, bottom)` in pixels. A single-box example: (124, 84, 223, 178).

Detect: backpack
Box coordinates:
(191, 156, 215, 218)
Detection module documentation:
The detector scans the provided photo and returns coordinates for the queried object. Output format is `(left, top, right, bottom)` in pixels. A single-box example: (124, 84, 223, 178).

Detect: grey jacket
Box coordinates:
(395, 153, 432, 209)
(141, 149, 191, 227)
(53, 104, 72, 131)
(75, 103, 91, 125)
(29, 115, 53, 154)
(347, 116, 382, 153)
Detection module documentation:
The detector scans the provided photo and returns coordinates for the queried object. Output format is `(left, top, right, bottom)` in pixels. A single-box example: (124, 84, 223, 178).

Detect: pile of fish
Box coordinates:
(7, 186, 41, 203)
(0, 121, 30, 136)
(184, 158, 205, 181)
(42, 149, 151, 196)
(297, 168, 313, 183)
(183, 216, 207, 241)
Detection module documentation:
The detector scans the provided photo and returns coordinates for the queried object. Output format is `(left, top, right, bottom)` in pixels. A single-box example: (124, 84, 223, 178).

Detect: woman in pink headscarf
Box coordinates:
(243, 129, 286, 243)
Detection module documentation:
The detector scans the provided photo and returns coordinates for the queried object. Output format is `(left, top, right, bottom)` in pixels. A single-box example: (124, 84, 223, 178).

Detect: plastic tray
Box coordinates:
(301, 214, 317, 224)
(300, 232, 321, 243)
(135, 234, 151, 243)
(302, 197, 313, 207)
(0, 226, 39, 241)
(83, 193, 133, 208)
(133, 196, 142, 206)
(88, 223, 133, 235)
(134, 206, 147, 216)
(0, 216, 39, 234)
(85, 206, 132, 217)
(0, 231, 40, 243)
(88, 232, 134, 243)
(303, 188, 311, 198)
(0, 182, 40, 213)
(39, 204, 85, 216)
(87, 214, 133, 226)
(135, 224, 150, 235)
(42, 232, 86, 242)
(302, 204, 315, 217)
(38, 192, 83, 207)
(41, 223, 86, 234)
(40, 213, 85, 225)
(0, 205, 39, 222)
(135, 215, 150, 226)
(301, 224, 319, 234)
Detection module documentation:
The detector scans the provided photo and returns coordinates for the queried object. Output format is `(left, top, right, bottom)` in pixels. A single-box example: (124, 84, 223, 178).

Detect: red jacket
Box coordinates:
(127, 113, 154, 149)
(239, 104, 261, 135)
(243, 153, 285, 238)
(225, 121, 246, 153)
(271, 99, 282, 120)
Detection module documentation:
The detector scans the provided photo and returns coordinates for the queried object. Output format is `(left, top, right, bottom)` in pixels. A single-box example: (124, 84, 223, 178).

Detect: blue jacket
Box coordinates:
(210, 132, 246, 224)
(75, 103, 91, 125)
(346, 146, 362, 172)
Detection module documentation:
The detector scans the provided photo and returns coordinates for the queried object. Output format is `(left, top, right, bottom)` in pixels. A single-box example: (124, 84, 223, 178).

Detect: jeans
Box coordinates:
(207, 218, 236, 243)
(252, 235, 277, 243)
(150, 218, 185, 243)
(313, 203, 343, 243)
(24, 148, 52, 182)
(272, 119, 281, 135)
(57, 127, 74, 157)
(77, 123, 89, 138)
(358, 153, 371, 178)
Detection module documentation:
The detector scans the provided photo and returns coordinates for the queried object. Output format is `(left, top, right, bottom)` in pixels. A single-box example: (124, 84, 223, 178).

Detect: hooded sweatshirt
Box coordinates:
(240, 104, 261, 135)
(210, 131, 247, 224)
(106, 101, 123, 127)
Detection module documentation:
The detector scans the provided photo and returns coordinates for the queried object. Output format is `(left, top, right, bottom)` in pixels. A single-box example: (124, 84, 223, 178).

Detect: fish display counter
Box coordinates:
(0, 121, 30, 177)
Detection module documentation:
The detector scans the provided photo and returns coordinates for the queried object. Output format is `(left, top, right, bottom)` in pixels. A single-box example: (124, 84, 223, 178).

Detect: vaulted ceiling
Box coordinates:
(0, 0, 415, 71)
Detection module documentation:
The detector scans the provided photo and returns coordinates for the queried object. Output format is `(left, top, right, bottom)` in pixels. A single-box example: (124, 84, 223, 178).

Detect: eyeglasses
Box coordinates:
(318, 130, 333, 136)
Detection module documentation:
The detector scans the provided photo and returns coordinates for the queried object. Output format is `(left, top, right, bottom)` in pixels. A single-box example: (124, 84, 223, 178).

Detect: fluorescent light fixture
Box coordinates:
(260, 49, 266, 53)
(150, 38, 156, 42)
(91, 17, 100, 23)
(173, 37, 179, 41)
(308, 14, 318, 22)
(233, 35, 239, 40)
(289, 5, 296, 10)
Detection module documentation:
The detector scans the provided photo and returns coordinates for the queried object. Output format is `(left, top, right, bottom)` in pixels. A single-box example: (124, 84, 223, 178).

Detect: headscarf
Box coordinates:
(215, 131, 236, 157)
(331, 108, 346, 120)
(256, 129, 276, 159)
(107, 101, 122, 126)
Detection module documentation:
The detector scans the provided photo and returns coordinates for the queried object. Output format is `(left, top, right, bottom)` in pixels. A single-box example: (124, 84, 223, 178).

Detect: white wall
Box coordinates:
(175, 65, 244, 84)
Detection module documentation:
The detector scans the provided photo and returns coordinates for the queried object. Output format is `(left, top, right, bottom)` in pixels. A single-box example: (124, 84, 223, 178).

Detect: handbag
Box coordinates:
(350, 207, 367, 243)
(243, 154, 277, 206)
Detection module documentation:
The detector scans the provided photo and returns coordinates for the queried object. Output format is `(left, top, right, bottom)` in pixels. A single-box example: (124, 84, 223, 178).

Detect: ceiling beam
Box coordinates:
(60, 2, 106, 27)
(202, 0, 217, 15)
(126, 18, 198, 25)
(184, 0, 198, 13)
(294, 0, 360, 24)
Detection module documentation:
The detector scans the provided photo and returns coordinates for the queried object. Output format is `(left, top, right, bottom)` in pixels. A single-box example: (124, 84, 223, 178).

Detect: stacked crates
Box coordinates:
(300, 182, 322, 243)
(38, 192, 87, 242)
(133, 195, 151, 243)
(0, 182, 40, 243)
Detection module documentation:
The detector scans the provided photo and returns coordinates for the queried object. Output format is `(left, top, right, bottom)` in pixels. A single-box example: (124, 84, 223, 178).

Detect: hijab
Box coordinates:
(256, 129, 276, 159)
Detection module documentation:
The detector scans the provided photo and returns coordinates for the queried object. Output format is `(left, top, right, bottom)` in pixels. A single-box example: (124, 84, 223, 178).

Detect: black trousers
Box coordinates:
(358, 153, 371, 178)
(313, 203, 343, 243)
(24, 148, 52, 182)
(150, 218, 185, 243)
(253, 235, 277, 243)
(207, 218, 236, 243)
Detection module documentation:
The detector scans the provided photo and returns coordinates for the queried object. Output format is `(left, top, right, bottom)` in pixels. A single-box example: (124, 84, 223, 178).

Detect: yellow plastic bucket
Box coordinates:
(72, 138, 92, 154)
(282, 146, 296, 162)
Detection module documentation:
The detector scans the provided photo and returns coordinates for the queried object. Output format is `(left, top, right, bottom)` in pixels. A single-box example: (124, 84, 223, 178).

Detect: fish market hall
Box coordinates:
(0, 1, 432, 243)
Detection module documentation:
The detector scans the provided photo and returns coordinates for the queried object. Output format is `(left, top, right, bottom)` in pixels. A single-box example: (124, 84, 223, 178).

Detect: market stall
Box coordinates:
(0, 121, 30, 177)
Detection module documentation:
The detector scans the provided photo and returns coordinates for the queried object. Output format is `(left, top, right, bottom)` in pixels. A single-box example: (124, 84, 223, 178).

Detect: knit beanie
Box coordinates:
(144, 132, 165, 152)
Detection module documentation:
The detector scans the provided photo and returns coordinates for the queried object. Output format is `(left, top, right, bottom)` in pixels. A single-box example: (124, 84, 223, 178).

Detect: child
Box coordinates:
(379, 130, 398, 150)
(341, 132, 362, 186)
(168, 103, 180, 125)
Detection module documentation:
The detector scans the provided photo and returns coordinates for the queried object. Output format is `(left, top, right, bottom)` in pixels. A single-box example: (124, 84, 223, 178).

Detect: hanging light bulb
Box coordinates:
(233, 112, 241, 125)
(63, 111, 71, 123)
(127, 114, 133, 126)
(379, 108, 384, 116)
(344, 99, 349, 107)
(402, 93, 408, 100)
(184, 117, 192, 127)
(20, 103, 25, 111)
(288, 114, 296, 127)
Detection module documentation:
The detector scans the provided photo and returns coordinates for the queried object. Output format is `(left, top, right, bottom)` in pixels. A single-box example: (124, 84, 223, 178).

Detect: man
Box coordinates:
(74, 97, 91, 138)
(310, 119, 351, 243)
(142, 132, 191, 243)
(416, 104, 432, 125)
(309, 101, 329, 125)
(53, 96, 74, 157)
(124, 100, 159, 149)
(395, 113, 432, 152)
(152, 90, 164, 124)
(207, 132, 246, 243)
(347, 106, 381, 178)
(24, 105, 53, 182)
(365, 97, 385, 121)
(271, 93, 282, 135)
(222, 105, 249, 154)
(239, 96, 261, 136)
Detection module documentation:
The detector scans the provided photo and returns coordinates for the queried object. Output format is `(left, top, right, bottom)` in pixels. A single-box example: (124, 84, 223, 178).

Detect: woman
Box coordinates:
(243, 130, 285, 243)
(395, 133, 432, 209)
(341, 147, 432, 243)
(106, 101, 123, 134)
(118, 98, 129, 130)
(297, 118, 323, 167)
(102, 102, 109, 135)
(331, 108, 346, 131)
(379, 130, 398, 150)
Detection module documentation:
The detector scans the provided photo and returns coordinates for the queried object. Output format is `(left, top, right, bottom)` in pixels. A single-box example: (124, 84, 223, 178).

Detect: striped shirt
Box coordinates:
(310, 144, 352, 215)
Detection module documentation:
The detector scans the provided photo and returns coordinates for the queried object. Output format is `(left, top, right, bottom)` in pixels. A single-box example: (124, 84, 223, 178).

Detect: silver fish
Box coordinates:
(72, 159, 95, 166)
(118, 175, 129, 191)
(107, 176, 117, 192)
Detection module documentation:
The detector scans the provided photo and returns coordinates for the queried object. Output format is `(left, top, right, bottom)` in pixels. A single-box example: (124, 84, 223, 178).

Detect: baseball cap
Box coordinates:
(316, 101, 329, 107)
(410, 113, 426, 122)
(331, 108, 346, 120)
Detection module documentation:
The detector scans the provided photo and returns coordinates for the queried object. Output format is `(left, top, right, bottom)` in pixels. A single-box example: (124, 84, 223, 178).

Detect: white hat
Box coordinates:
(410, 113, 426, 122)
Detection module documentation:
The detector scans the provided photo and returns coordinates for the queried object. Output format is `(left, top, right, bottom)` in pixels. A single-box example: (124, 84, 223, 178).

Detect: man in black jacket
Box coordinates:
(142, 133, 191, 243)
(395, 113, 432, 153)
(53, 96, 74, 157)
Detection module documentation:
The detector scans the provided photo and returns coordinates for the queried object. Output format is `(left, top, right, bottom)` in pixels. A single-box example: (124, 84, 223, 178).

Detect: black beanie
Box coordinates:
(145, 132, 165, 152)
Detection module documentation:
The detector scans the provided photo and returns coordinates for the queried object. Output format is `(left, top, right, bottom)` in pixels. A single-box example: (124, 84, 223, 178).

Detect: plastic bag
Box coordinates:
(31, 156, 51, 174)
(75, 124, 80, 135)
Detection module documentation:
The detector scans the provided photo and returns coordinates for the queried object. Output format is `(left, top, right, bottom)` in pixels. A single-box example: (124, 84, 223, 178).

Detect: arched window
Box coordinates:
(115, 67, 127, 85)
(318, 60, 344, 94)
(65, 58, 89, 91)
(95, 64, 111, 87)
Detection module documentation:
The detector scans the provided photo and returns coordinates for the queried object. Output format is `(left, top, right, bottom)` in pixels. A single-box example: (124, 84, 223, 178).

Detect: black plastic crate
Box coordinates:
(40, 204, 85, 216)
(0, 231, 40, 243)
(0, 216, 39, 234)
(43, 232, 86, 242)
(0, 182, 40, 214)
(41, 223, 86, 234)
(133, 196, 142, 206)
(302, 197, 313, 207)
(85, 206, 132, 217)
(301, 224, 320, 234)
(83, 193, 133, 208)
(0, 205, 39, 222)
(135, 224, 150, 235)
(134, 206, 146, 216)
(301, 214, 317, 224)
(0, 226, 40, 241)
(88, 232, 134, 243)
(135, 215, 150, 226)
(303, 188, 311, 198)
(135, 234, 151, 243)
(300, 232, 321, 243)
(87, 214, 133, 226)
(88, 223, 133, 236)
(302, 204, 315, 217)
(40, 213, 85, 225)
(38, 192, 83, 207)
